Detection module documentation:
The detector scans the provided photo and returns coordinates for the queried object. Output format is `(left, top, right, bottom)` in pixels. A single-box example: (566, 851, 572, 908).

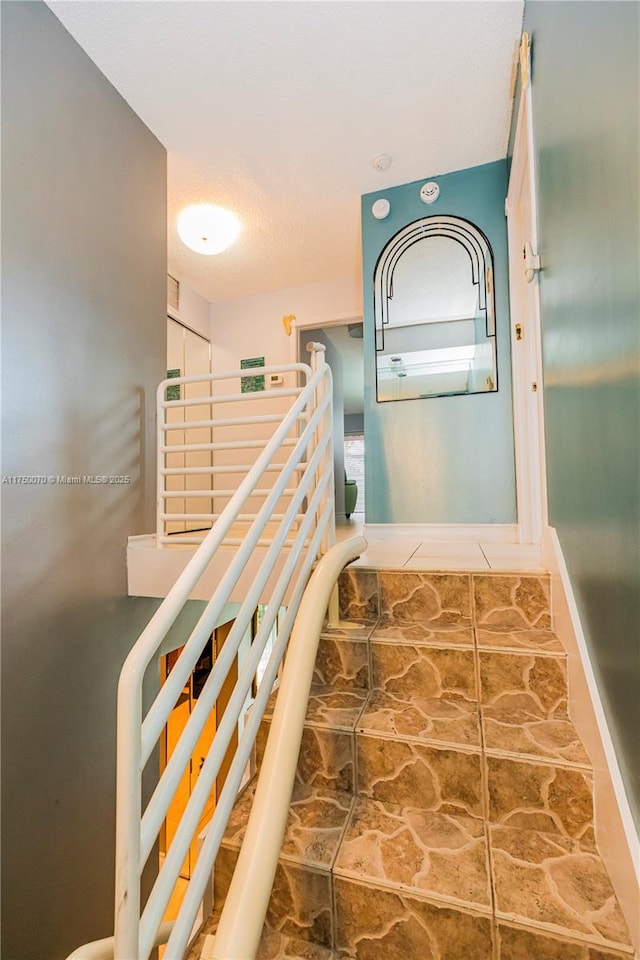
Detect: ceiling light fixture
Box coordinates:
(177, 203, 241, 255)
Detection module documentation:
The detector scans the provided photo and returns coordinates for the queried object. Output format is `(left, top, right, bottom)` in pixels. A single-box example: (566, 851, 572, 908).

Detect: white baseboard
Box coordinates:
(543, 526, 639, 950)
(363, 523, 519, 543)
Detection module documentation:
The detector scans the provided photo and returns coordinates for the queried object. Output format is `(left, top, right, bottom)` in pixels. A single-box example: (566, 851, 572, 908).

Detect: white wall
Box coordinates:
(208, 275, 361, 525)
(210, 275, 362, 370)
(170, 278, 211, 341)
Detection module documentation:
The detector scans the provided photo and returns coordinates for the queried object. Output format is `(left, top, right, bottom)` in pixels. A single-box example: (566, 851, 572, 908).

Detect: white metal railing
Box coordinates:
(66, 344, 347, 960)
(205, 534, 366, 960)
(157, 356, 328, 546)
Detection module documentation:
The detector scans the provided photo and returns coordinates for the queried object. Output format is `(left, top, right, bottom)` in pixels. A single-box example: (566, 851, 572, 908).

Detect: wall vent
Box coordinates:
(167, 274, 180, 312)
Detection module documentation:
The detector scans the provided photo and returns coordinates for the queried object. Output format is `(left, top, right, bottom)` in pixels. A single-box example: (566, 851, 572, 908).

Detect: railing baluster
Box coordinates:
(65, 351, 354, 960)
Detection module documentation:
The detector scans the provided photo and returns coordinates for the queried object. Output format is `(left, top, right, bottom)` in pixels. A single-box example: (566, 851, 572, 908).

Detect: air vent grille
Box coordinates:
(167, 274, 180, 311)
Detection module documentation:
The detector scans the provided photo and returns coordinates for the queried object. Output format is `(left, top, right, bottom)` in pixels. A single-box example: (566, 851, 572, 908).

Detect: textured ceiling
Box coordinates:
(47, 1, 523, 304)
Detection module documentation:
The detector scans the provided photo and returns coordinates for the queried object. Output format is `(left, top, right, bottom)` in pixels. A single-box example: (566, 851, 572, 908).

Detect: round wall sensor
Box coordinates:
(372, 198, 391, 220)
(373, 154, 392, 172)
(420, 181, 440, 204)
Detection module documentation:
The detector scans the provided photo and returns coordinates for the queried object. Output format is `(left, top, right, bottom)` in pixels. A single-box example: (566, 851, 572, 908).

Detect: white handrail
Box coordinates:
(208, 535, 366, 960)
(65, 923, 174, 960)
(66, 345, 339, 960)
(156, 361, 316, 545)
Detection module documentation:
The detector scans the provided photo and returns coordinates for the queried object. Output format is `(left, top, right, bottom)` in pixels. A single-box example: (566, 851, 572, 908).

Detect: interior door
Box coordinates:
(507, 74, 548, 544)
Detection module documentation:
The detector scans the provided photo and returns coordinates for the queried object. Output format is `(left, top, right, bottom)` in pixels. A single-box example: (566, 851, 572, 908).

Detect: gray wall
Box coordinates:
(344, 413, 364, 436)
(523, 1, 640, 823)
(1, 3, 167, 957)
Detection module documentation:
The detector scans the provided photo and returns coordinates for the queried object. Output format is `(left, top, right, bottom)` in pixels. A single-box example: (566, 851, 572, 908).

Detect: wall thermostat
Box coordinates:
(420, 181, 440, 204)
(372, 198, 391, 220)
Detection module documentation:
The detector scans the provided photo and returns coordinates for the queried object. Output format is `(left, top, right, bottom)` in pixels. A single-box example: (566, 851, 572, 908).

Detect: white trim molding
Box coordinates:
(506, 65, 549, 548)
(290, 312, 363, 364)
(363, 523, 520, 543)
(543, 526, 640, 950)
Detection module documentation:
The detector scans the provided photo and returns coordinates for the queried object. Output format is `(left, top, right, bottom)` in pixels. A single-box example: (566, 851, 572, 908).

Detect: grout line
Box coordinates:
(470, 571, 479, 628)
(370, 637, 476, 651)
(474, 617, 501, 957)
(483, 746, 592, 772)
(494, 915, 637, 956)
(354, 722, 483, 755)
(479, 541, 492, 569)
(355, 727, 482, 757)
(352, 689, 371, 732)
(329, 864, 494, 916)
(356, 621, 377, 799)
(350, 728, 359, 801)
(475, 643, 566, 659)
(367, 621, 377, 695)
(491, 917, 501, 960)
(330, 852, 339, 954)
(403, 541, 423, 566)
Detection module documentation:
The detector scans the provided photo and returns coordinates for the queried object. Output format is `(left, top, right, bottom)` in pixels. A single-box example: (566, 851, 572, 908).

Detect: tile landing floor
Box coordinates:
(165, 522, 543, 571)
(334, 521, 545, 572)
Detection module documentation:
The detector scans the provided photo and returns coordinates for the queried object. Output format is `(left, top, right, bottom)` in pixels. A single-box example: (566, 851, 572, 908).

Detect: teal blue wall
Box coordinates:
(362, 161, 516, 524)
(523, 1, 640, 824)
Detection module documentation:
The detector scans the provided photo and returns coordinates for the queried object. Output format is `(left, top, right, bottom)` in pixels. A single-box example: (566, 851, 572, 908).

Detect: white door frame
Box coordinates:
(289, 313, 363, 365)
(506, 68, 549, 545)
(290, 313, 364, 523)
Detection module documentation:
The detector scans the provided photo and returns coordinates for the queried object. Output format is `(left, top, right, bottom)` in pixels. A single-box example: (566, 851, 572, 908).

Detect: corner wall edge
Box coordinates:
(542, 525, 640, 949)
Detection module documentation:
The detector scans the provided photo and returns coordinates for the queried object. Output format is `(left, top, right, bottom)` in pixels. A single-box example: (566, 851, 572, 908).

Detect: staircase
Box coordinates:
(194, 567, 636, 960)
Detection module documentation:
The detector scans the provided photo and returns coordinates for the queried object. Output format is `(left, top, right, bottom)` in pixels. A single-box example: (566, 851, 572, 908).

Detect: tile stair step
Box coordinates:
(197, 568, 636, 959)
(355, 730, 485, 815)
(255, 932, 339, 959)
(207, 780, 633, 959)
(209, 782, 353, 952)
(334, 874, 635, 959)
(258, 656, 594, 835)
(193, 925, 339, 960)
(337, 569, 553, 632)
(313, 632, 371, 692)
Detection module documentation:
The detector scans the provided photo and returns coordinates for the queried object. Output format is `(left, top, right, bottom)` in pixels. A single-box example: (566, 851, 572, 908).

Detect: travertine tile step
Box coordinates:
(256, 932, 338, 960)
(208, 782, 353, 951)
(194, 926, 339, 959)
(208, 777, 632, 958)
(334, 795, 492, 912)
(357, 688, 481, 748)
(198, 568, 636, 960)
(356, 730, 484, 814)
(333, 875, 495, 959)
(337, 569, 553, 631)
(489, 825, 632, 949)
(220, 781, 354, 871)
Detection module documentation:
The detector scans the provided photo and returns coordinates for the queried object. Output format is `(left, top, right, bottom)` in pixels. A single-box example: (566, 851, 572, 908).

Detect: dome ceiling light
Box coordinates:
(177, 203, 241, 255)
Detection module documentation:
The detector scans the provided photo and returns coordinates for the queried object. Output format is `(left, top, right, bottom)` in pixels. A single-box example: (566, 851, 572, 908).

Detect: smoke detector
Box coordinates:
(372, 198, 391, 220)
(420, 182, 440, 204)
(373, 154, 392, 172)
